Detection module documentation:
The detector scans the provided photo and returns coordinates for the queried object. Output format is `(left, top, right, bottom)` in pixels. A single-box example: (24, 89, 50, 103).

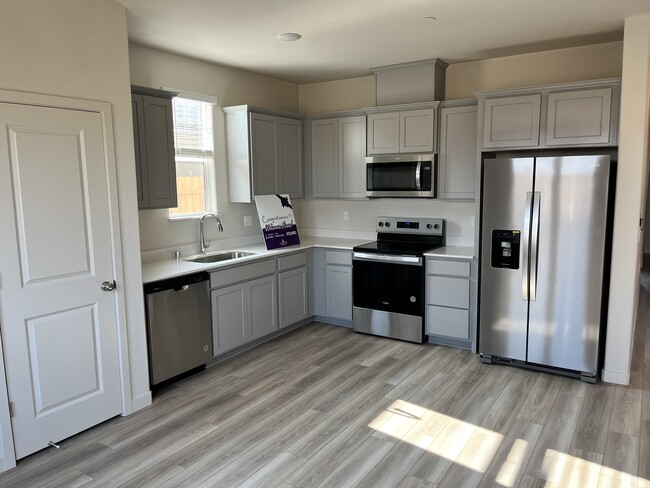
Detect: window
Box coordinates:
(168, 96, 216, 218)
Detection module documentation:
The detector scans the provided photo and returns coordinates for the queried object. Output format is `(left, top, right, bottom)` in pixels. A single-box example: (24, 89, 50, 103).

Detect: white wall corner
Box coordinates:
(603, 15, 650, 383)
(601, 369, 631, 385)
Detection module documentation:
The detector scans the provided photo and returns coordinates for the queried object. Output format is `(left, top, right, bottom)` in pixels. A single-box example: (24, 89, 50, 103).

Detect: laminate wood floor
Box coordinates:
(2, 284, 650, 487)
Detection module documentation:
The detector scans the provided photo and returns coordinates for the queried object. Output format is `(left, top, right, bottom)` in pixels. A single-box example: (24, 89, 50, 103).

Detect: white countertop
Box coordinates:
(142, 236, 372, 283)
(424, 246, 475, 260)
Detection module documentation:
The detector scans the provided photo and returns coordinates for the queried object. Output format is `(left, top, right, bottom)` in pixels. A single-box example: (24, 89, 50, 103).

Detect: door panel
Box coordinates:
(11, 126, 92, 283)
(0, 103, 121, 459)
(527, 156, 610, 373)
(479, 157, 534, 361)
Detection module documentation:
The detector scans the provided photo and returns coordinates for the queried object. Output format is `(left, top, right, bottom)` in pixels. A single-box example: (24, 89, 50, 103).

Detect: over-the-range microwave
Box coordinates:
(365, 154, 437, 198)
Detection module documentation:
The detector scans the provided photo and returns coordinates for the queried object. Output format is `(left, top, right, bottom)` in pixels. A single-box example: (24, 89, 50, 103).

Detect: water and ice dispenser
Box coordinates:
(491, 230, 520, 269)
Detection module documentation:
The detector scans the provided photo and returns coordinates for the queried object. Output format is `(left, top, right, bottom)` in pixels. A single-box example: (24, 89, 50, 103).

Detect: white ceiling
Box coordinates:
(120, 0, 650, 84)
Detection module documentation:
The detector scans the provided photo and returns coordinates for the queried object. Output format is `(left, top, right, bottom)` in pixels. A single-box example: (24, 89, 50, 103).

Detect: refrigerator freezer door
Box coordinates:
(527, 155, 610, 374)
(480, 157, 534, 361)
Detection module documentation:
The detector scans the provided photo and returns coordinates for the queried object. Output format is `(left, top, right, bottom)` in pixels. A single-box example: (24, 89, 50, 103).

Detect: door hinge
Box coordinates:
(8, 401, 14, 417)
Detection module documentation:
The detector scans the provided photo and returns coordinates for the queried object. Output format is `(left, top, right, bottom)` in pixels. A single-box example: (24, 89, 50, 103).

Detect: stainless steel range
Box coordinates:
(352, 216, 445, 343)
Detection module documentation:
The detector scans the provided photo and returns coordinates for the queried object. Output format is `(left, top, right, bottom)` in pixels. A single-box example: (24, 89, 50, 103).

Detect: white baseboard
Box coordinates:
(601, 369, 630, 385)
(129, 392, 152, 413)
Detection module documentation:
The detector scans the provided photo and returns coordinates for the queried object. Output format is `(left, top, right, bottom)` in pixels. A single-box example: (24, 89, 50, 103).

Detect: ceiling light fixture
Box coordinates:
(422, 16, 437, 22)
(277, 32, 302, 42)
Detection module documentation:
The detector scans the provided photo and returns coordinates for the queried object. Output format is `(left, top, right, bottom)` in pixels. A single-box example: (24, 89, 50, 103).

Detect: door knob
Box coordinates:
(101, 280, 116, 292)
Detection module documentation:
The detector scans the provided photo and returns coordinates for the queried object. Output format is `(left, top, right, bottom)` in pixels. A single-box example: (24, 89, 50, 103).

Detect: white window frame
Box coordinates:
(167, 89, 219, 221)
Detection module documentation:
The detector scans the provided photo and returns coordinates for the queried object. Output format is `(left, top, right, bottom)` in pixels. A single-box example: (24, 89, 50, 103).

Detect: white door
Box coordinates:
(0, 102, 122, 459)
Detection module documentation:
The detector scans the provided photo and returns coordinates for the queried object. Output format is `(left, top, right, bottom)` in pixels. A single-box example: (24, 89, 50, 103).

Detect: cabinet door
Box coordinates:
(367, 112, 399, 155)
(325, 265, 352, 320)
(426, 305, 469, 340)
(438, 105, 477, 200)
(545, 88, 612, 146)
(212, 284, 248, 355)
(131, 94, 149, 208)
(339, 116, 367, 198)
(277, 117, 303, 198)
(278, 266, 309, 328)
(249, 275, 278, 340)
(482, 94, 541, 149)
(399, 108, 434, 153)
(142, 95, 177, 208)
(311, 118, 339, 197)
(250, 112, 278, 196)
(426, 276, 470, 309)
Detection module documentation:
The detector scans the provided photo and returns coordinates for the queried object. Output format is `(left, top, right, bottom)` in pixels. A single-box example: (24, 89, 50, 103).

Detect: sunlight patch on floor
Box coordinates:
(369, 400, 650, 487)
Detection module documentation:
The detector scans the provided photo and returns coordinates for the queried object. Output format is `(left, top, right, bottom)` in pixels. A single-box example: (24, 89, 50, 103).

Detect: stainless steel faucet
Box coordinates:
(199, 213, 224, 254)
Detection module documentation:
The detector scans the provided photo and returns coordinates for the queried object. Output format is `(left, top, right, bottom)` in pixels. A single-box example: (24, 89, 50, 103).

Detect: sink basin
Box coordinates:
(185, 251, 256, 264)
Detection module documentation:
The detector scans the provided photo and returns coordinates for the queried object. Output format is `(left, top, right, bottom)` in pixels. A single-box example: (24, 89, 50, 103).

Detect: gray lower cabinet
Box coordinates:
(224, 105, 303, 203)
(425, 258, 471, 343)
(314, 248, 353, 324)
(438, 102, 478, 200)
(210, 259, 278, 356)
(277, 251, 311, 328)
(325, 264, 352, 320)
(131, 86, 177, 209)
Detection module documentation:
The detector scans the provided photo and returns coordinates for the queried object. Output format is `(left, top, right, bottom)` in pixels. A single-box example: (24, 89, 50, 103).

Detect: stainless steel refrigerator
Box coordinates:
(479, 152, 615, 382)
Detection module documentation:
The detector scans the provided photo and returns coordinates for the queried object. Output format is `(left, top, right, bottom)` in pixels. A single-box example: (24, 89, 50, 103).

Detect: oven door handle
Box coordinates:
(353, 252, 423, 266)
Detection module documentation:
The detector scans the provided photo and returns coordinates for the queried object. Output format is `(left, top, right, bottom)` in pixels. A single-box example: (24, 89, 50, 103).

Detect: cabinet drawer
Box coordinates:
(210, 258, 276, 288)
(278, 251, 308, 271)
(426, 305, 469, 340)
(325, 250, 352, 266)
(427, 259, 470, 277)
(426, 276, 469, 309)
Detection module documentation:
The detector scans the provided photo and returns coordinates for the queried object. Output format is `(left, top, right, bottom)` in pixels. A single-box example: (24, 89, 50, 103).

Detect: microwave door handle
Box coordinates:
(415, 161, 421, 191)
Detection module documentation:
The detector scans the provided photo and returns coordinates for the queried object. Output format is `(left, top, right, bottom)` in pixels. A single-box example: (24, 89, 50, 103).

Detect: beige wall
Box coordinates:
(0, 0, 149, 468)
(299, 76, 375, 114)
(297, 41, 624, 112)
(446, 41, 624, 100)
(129, 43, 299, 254)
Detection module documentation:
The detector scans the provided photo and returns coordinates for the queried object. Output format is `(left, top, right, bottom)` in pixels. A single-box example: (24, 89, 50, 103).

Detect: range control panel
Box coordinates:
(375, 216, 445, 236)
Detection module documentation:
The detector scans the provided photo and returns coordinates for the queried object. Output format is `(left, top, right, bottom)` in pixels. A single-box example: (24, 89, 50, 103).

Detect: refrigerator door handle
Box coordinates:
(521, 192, 533, 301)
(530, 192, 541, 301)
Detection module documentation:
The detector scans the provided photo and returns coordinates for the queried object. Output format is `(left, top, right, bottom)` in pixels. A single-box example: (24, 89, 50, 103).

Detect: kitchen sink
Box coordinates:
(185, 251, 257, 264)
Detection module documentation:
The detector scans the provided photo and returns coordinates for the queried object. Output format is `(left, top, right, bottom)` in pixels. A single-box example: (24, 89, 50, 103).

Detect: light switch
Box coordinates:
(244, 215, 252, 226)
(343, 211, 349, 221)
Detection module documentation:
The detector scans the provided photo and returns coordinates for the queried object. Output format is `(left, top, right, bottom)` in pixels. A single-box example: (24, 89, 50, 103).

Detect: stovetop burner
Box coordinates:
(353, 216, 445, 257)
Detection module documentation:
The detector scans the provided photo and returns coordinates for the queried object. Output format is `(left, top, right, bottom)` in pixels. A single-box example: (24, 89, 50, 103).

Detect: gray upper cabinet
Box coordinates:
(310, 115, 366, 198)
(311, 118, 338, 198)
(367, 107, 435, 155)
(438, 102, 478, 200)
(545, 87, 613, 146)
(224, 105, 303, 203)
(131, 86, 177, 209)
(478, 79, 620, 151)
(482, 94, 541, 149)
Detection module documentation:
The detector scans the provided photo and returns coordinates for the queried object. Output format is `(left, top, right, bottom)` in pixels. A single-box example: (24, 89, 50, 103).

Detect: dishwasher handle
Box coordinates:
(144, 271, 210, 294)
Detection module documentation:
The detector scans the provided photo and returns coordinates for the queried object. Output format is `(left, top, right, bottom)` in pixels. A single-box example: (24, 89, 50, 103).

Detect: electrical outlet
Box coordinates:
(343, 211, 349, 221)
(244, 215, 252, 226)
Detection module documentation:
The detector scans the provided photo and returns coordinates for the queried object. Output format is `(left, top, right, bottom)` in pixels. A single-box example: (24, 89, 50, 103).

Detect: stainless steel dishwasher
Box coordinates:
(144, 272, 212, 387)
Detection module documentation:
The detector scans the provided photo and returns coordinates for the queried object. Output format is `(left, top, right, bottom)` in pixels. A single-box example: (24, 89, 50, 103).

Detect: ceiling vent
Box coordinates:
(371, 58, 448, 106)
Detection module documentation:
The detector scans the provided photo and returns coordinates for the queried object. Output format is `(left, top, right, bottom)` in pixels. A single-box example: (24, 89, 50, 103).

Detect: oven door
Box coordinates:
(352, 252, 425, 342)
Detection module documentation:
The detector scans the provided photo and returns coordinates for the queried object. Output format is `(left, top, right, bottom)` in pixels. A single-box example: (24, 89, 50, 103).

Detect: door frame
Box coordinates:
(0, 89, 132, 471)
